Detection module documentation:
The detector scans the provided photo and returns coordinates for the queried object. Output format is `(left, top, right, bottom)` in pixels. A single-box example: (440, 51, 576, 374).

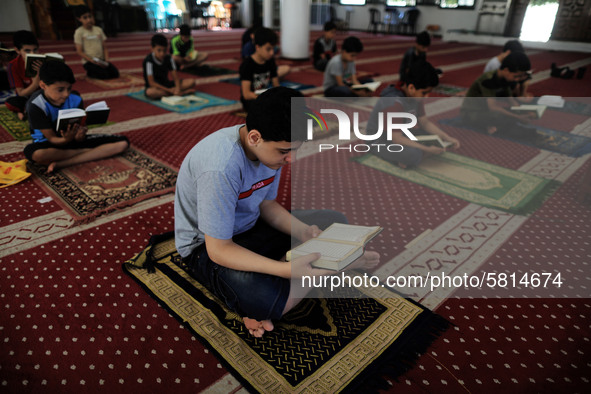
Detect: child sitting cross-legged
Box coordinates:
(24, 61, 129, 173)
(74, 5, 120, 80)
(366, 61, 460, 169)
(143, 34, 197, 100)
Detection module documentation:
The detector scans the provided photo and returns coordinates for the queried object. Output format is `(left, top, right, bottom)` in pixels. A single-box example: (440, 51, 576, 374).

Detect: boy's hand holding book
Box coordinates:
(92, 57, 109, 68)
(286, 223, 383, 271)
(424, 145, 445, 155)
(56, 101, 110, 134)
(61, 122, 81, 142)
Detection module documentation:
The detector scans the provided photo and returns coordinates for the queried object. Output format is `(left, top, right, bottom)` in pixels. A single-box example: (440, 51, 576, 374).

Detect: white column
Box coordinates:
(263, 0, 273, 28)
(241, 0, 252, 27)
(280, 0, 310, 59)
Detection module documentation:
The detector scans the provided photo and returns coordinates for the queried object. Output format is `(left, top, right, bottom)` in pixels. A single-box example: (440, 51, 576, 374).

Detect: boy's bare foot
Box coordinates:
(487, 126, 497, 135)
(243, 317, 274, 337)
(398, 162, 407, 169)
(46, 162, 57, 173)
(17, 112, 25, 121)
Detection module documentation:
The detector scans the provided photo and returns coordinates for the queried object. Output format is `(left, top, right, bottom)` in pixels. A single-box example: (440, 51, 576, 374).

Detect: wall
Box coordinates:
(0, 0, 32, 33)
(333, 1, 483, 35)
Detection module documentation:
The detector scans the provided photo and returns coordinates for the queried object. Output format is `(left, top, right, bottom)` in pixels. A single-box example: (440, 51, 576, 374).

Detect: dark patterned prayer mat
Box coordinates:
(220, 77, 316, 91)
(0, 106, 30, 141)
(180, 64, 236, 76)
(28, 148, 177, 224)
(439, 116, 591, 158)
(123, 234, 449, 393)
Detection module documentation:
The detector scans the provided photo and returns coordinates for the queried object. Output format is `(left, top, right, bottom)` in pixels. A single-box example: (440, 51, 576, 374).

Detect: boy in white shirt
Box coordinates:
(74, 5, 119, 80)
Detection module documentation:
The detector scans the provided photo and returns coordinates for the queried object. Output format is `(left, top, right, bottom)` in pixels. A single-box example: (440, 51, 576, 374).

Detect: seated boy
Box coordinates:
(367, 61, 460, 169)
(170, 24, 208, 70)
(483, 40, 530, 97)
(242, 28, 290, 79)
(323, 36, 371, 97)
(461, 51, 537, 140)
(143, 34, 197, 99)
(239, 28, 280, 112)
(484, 40, 524, 73)
(313, 21, 337, 72)
(24, 61, 129, 173)
(6, 30, 42, 120)
(399, 31, 437, 83)
(74, 5, 119, 80)
(174, 87, 379, 337)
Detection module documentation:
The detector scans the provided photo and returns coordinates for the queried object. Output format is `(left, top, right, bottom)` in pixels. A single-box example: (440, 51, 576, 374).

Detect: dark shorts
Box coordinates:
(182, 209, 347, 321)
(144, 80, 175, 97)
(23, 134, 129, 162)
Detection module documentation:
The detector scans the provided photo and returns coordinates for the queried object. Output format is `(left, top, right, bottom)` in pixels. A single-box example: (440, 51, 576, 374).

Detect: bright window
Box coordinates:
(339, 0, 366, 6)
(439, 0, 475, 9)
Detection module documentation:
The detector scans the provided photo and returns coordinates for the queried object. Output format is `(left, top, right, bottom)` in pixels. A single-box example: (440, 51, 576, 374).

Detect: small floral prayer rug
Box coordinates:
(28, 148, 177, 224)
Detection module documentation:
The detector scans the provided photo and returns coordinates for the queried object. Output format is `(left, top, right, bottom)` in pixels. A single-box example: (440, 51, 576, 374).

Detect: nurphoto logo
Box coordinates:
(305, 109, 418, 153)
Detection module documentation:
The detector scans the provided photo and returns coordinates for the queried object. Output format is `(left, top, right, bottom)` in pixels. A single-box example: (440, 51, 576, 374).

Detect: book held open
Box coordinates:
(161, 95, 207, 106)
(537, 95, 564, 108)
(286, 223, 383, 271)
(92, 57, 109, 67)
(415, 135, 453, 149)
(510, 104, 546, 118)
(351, 81, 381, 92)
(25, 53, 64, 78)
(56, 101, 110, 134)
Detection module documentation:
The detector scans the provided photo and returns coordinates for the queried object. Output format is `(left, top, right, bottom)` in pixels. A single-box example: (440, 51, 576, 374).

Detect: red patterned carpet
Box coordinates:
(1, 28, 590, 393)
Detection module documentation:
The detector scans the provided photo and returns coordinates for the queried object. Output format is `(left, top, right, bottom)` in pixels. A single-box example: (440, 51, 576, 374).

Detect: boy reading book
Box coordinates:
(24, 61, 129, 173)
(74, 5, 119, 80)
(6, 30, 42, 120)
(483, 40, 531, 98)
(399, 31, 431, 84)
(174, 87, 380, 337)
(170, 24, 208, 70)
(323, 36, 373, 98)
(239, 28, 281, 112)
(312, 21, 337, 72)
(461, 52, 539, 140)
(366, 61, 460, 169)
(143, 34, 197, 100)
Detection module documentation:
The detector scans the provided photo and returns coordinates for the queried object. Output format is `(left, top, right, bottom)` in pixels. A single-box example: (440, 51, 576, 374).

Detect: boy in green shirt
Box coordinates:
(170, 24, 208, 70)
(461, 52, 537, 140)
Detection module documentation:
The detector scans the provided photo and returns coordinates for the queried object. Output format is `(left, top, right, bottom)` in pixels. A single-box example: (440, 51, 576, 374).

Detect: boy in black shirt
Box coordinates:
(239, 28, 280, 112)
(399, 31, 431, 83)
(142, 34, 196, 99)
(313, 21, 337, 72)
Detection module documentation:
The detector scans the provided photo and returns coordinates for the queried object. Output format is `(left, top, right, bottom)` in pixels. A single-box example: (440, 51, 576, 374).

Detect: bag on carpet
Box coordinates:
(0, 159, 31, 188)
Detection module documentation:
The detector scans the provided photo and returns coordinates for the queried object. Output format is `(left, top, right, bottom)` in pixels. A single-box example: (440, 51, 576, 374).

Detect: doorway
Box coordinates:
(519, 0, 559, 42)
